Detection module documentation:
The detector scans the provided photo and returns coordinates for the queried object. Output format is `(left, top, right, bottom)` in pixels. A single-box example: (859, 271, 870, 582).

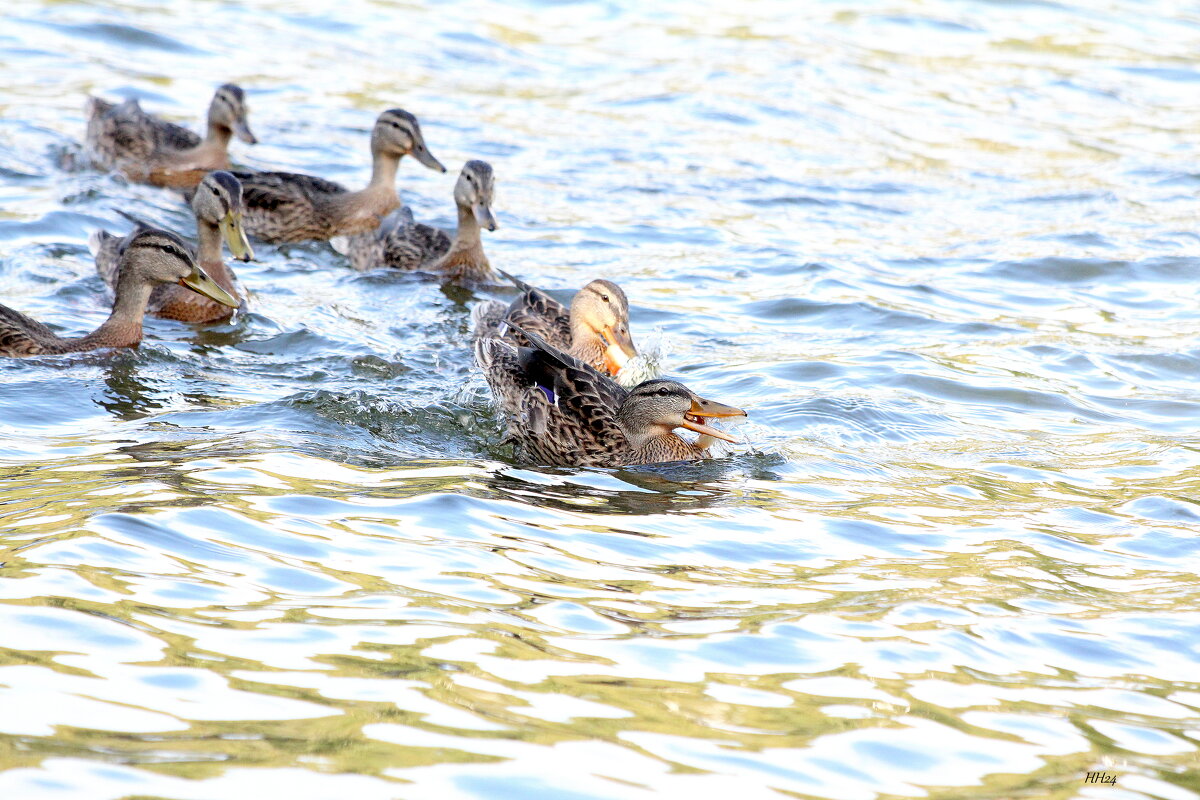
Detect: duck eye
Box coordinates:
(601, 294, 610, 303)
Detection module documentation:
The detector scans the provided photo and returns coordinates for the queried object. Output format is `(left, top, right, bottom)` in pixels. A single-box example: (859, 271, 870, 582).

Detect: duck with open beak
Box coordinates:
(474, 324, 745, 467)
(680, 392, 746, 445)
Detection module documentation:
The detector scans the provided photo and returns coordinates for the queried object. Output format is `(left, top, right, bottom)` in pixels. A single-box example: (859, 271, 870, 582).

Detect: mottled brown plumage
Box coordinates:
(84, 84, 256, 188)
(339, 160, 496, 284)
(471, 272, 637, 378)
(475, 327, 744, 467)
(2, 230, 238, 357)
(230, 109, 445, 243)
(93, 172, 253, 323)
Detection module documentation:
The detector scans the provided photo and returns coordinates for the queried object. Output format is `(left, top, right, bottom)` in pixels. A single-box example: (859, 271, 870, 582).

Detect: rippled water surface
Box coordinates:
(3, 0, 1200, 797)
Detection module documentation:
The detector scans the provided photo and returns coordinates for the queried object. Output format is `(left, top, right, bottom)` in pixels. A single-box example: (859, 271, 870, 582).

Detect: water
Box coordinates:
(2, 0, 1199, 797)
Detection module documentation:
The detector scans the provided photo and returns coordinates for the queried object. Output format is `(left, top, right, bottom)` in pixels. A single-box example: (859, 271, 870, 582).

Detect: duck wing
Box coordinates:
(0, 305, 61, 357)
(229, 170, 349, 241)
(85, 97, 158, 167)
(508, 326, 630, 467)
(498, 271, 571, 350)
(152, 119, 202, 152)
(234, 170, 347, 211)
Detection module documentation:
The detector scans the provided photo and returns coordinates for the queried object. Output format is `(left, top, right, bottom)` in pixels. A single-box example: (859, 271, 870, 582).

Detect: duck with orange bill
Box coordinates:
(474, 324, 745, 468)
(471, 271, 639, 384)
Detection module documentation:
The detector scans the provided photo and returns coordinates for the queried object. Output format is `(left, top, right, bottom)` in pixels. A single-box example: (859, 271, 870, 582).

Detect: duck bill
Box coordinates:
(412, 141, 446, 173)
(681, 396, 745, 444)
(600, 325, 638, 376)
(218, 211, 255, 262)
(234, 119, 257, 145)
(180, 265, 240, 308)
(473, 202, 497, 232)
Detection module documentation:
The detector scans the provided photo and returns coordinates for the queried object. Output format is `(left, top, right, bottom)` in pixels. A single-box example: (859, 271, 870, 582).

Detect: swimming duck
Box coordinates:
(337, 160, 496, 284)
(92, 172, 253, 323)
(85, 84, 256, 188)
(1, 229, 238, 357)
(227, 108, 445, 243)
(474, 326, 745, 467)
(471, 270, 637, 378)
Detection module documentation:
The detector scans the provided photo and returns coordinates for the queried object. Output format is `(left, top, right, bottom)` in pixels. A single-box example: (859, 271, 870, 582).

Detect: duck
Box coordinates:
(225, 108, 445, 243)
(474, 325, 745, 467)
(336, 160, 496, 284)
(85, 84, 256, 188)
(92, 171, 253, 323)
(471, 270, 637, 378)
(1, 229, 238, 357)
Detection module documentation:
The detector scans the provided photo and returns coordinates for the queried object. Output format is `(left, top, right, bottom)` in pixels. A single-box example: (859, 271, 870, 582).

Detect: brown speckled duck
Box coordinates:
(85, 84, 256, 188)
(92, 171, 253, 323)
(475, 326, 745, 467)
(338, 160, 496, 284)
(1, 229, 238, 357)
(228, 108, 445, 243)
(472, 271, 637, 378)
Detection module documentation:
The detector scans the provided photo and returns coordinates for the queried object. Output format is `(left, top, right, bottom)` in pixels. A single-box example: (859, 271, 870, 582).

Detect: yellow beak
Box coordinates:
(680, 395, 746, 444)
(180, 265, 239, 308)
(218, 210, 254, 263)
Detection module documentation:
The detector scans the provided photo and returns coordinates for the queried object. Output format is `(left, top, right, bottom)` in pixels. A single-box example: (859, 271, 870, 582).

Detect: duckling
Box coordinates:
(227, 109, 445, 243)
(337, 160, 496, 284)
(85, 84, 256, 188)
(471, 271, 636, 378)
(92, 171, 253, 323)
(475, 326, 745, 467)
(1, 229, 239, 357)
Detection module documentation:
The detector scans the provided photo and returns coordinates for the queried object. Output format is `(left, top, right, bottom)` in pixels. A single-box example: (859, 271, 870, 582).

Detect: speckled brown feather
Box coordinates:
(476, 327, 711, 467)
(343, 210, 453, 272)
(0, 299, 143, 357)
(85, 96, 231, 188)
(501, 277, 572, 351)
(0, 306, 71, 356)
(230, 169, 403, 243)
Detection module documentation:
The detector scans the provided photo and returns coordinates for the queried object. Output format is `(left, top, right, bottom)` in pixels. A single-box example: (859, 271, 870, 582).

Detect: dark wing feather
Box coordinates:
(348, 209, 452, 271)
(233, 170, 347, 211)
(503, 325, 631, 466)
(498, 272, 571, 350)
(0, 305, 60, 356)
(86, 98, 158, 165)
(153, 119, 202, 151)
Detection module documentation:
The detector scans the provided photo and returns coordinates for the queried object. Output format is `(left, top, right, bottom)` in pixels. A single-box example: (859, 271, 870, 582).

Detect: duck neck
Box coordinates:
(195, 220, 234, 289)
(453, 203, 482, 250)
(368, 150, 401, 193)
(568, 316, 603, 363)
(203, 121, 233, 151)
(77, 274, 152, 349)
(434, 204, 491, 283)
(617, 417, 699, 465)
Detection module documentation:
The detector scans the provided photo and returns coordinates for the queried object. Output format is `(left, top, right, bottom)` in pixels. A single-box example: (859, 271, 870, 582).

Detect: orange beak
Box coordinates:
(599, 324, 637, 376)
(680, 395, 746, 444)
